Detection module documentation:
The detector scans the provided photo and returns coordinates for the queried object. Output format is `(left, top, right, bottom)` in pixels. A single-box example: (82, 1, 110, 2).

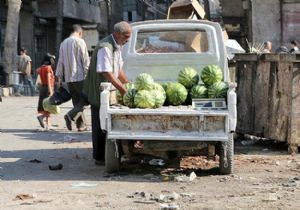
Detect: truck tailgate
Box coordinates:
(106, 106, 229, 141)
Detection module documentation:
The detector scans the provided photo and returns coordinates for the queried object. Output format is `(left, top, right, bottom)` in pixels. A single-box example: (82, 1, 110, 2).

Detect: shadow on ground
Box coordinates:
(234, 138, 290, 155)
(0, 131, 294, 183)
(0, 128, 91, 143)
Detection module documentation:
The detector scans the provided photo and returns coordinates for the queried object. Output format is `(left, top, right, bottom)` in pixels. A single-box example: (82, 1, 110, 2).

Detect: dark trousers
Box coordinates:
(91, 105, 107, 161)
(67, 81, 86, 129)
(68, 93, 89, 121)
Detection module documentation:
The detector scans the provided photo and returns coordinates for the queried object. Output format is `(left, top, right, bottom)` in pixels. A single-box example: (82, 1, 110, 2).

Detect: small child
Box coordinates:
(37, 54, 55, 129)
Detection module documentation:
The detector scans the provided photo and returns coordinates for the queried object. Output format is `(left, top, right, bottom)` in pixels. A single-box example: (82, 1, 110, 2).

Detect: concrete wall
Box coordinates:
(83, 28, 98, 52)
(64, 0, 103, 24)
(251, 0, 281, 50)
(282, 2, 300, 46)
(19, 10, 34, 63)
(111, 0, 123, 29)
(36, 0, 105, 24)
(98, 1, 108, 34)
(220, 0, 244, 17)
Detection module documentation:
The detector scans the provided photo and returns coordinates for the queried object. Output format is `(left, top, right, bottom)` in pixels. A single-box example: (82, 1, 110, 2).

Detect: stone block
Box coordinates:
(0, 87, 11, 97)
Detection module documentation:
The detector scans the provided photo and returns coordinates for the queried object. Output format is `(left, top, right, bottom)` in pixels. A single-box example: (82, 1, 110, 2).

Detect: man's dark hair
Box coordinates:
(20, 47, 27, 53)
(72, 24, 83, 33)
(42, 53, 55, 65)
(291, 40, 298, 46)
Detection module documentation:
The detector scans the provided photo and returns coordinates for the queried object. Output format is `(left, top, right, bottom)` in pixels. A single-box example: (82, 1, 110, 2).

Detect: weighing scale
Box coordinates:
(192, 98, 227, 111)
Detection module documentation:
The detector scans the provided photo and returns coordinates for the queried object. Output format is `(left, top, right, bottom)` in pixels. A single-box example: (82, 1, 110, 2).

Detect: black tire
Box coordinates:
(105, 139, 120, 173)
(219, 133, 234, 174)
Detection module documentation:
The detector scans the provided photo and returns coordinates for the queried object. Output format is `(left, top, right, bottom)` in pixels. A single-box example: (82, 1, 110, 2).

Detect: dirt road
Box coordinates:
(0, 96, 299, 210)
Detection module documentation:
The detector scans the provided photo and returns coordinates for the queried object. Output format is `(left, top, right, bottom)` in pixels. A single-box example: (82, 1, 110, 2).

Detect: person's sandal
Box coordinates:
(64, 114, 72, 131)
(77, 126, 88, 132)
(37, 116, 45, 128)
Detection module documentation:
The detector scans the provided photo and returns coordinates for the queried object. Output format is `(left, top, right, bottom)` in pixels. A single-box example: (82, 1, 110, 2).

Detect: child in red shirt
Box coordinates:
(37, 54, 55, 129)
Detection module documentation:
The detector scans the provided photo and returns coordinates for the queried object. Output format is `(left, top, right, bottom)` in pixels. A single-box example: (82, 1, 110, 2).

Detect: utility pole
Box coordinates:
(141, 0, 146, 20)
(153, 0, 157, 19)
(56, 0, 63, 60)
(204, 0, 211, 20)
(106, 0, 111, 34)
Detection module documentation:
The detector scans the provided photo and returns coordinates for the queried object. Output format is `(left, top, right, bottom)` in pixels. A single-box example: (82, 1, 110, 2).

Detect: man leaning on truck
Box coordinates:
(83, 21, 132, 165)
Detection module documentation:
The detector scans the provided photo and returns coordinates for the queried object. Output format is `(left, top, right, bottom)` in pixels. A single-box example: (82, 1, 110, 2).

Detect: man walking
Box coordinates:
(16, 48, 35, 96)
(56, 24, 90, 131)
(83, 21, 131, 165)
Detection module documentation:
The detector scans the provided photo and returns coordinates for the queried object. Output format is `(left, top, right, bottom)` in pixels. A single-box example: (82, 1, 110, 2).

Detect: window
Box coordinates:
(34, 35, 47, 73)
(128, 11, 132, 21)
(135, 29, 209, 54)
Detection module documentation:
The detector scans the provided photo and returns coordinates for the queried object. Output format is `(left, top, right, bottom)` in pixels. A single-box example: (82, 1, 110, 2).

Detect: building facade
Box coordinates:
(124, 0, 300, 52)
(123, 0, 173, 22)
(0, 0, 108, 77)
(0, 0, 8, 66)
(221, 0, 300, 51)
(250, 0, 300, 50)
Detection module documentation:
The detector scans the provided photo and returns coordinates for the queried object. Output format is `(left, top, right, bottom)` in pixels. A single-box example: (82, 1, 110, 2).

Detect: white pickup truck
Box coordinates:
(100, 19, 237, 174)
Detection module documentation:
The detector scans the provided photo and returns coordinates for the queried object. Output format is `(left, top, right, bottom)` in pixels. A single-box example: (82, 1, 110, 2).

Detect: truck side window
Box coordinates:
(135, 30, 209, 54)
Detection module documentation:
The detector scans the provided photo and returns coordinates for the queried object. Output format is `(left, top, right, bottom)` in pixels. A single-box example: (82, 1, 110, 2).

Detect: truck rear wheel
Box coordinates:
(105, 139, 120, 173)
(219, 133, 234, 174)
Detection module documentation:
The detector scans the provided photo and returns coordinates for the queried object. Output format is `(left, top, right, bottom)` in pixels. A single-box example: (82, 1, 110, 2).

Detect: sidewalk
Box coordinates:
(0, 96, 91, 130)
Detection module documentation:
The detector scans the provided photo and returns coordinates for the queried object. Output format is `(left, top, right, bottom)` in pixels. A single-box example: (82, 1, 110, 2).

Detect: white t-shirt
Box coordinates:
(96, 41, 123, 78)
(55, 35, 90, 82)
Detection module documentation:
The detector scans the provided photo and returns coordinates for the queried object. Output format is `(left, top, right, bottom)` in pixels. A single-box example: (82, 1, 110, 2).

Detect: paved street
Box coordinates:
(0, 96, 300, 210)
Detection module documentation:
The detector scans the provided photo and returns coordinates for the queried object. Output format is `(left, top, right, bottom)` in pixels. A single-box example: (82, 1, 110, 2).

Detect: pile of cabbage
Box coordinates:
(117, 65, 228, 109)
